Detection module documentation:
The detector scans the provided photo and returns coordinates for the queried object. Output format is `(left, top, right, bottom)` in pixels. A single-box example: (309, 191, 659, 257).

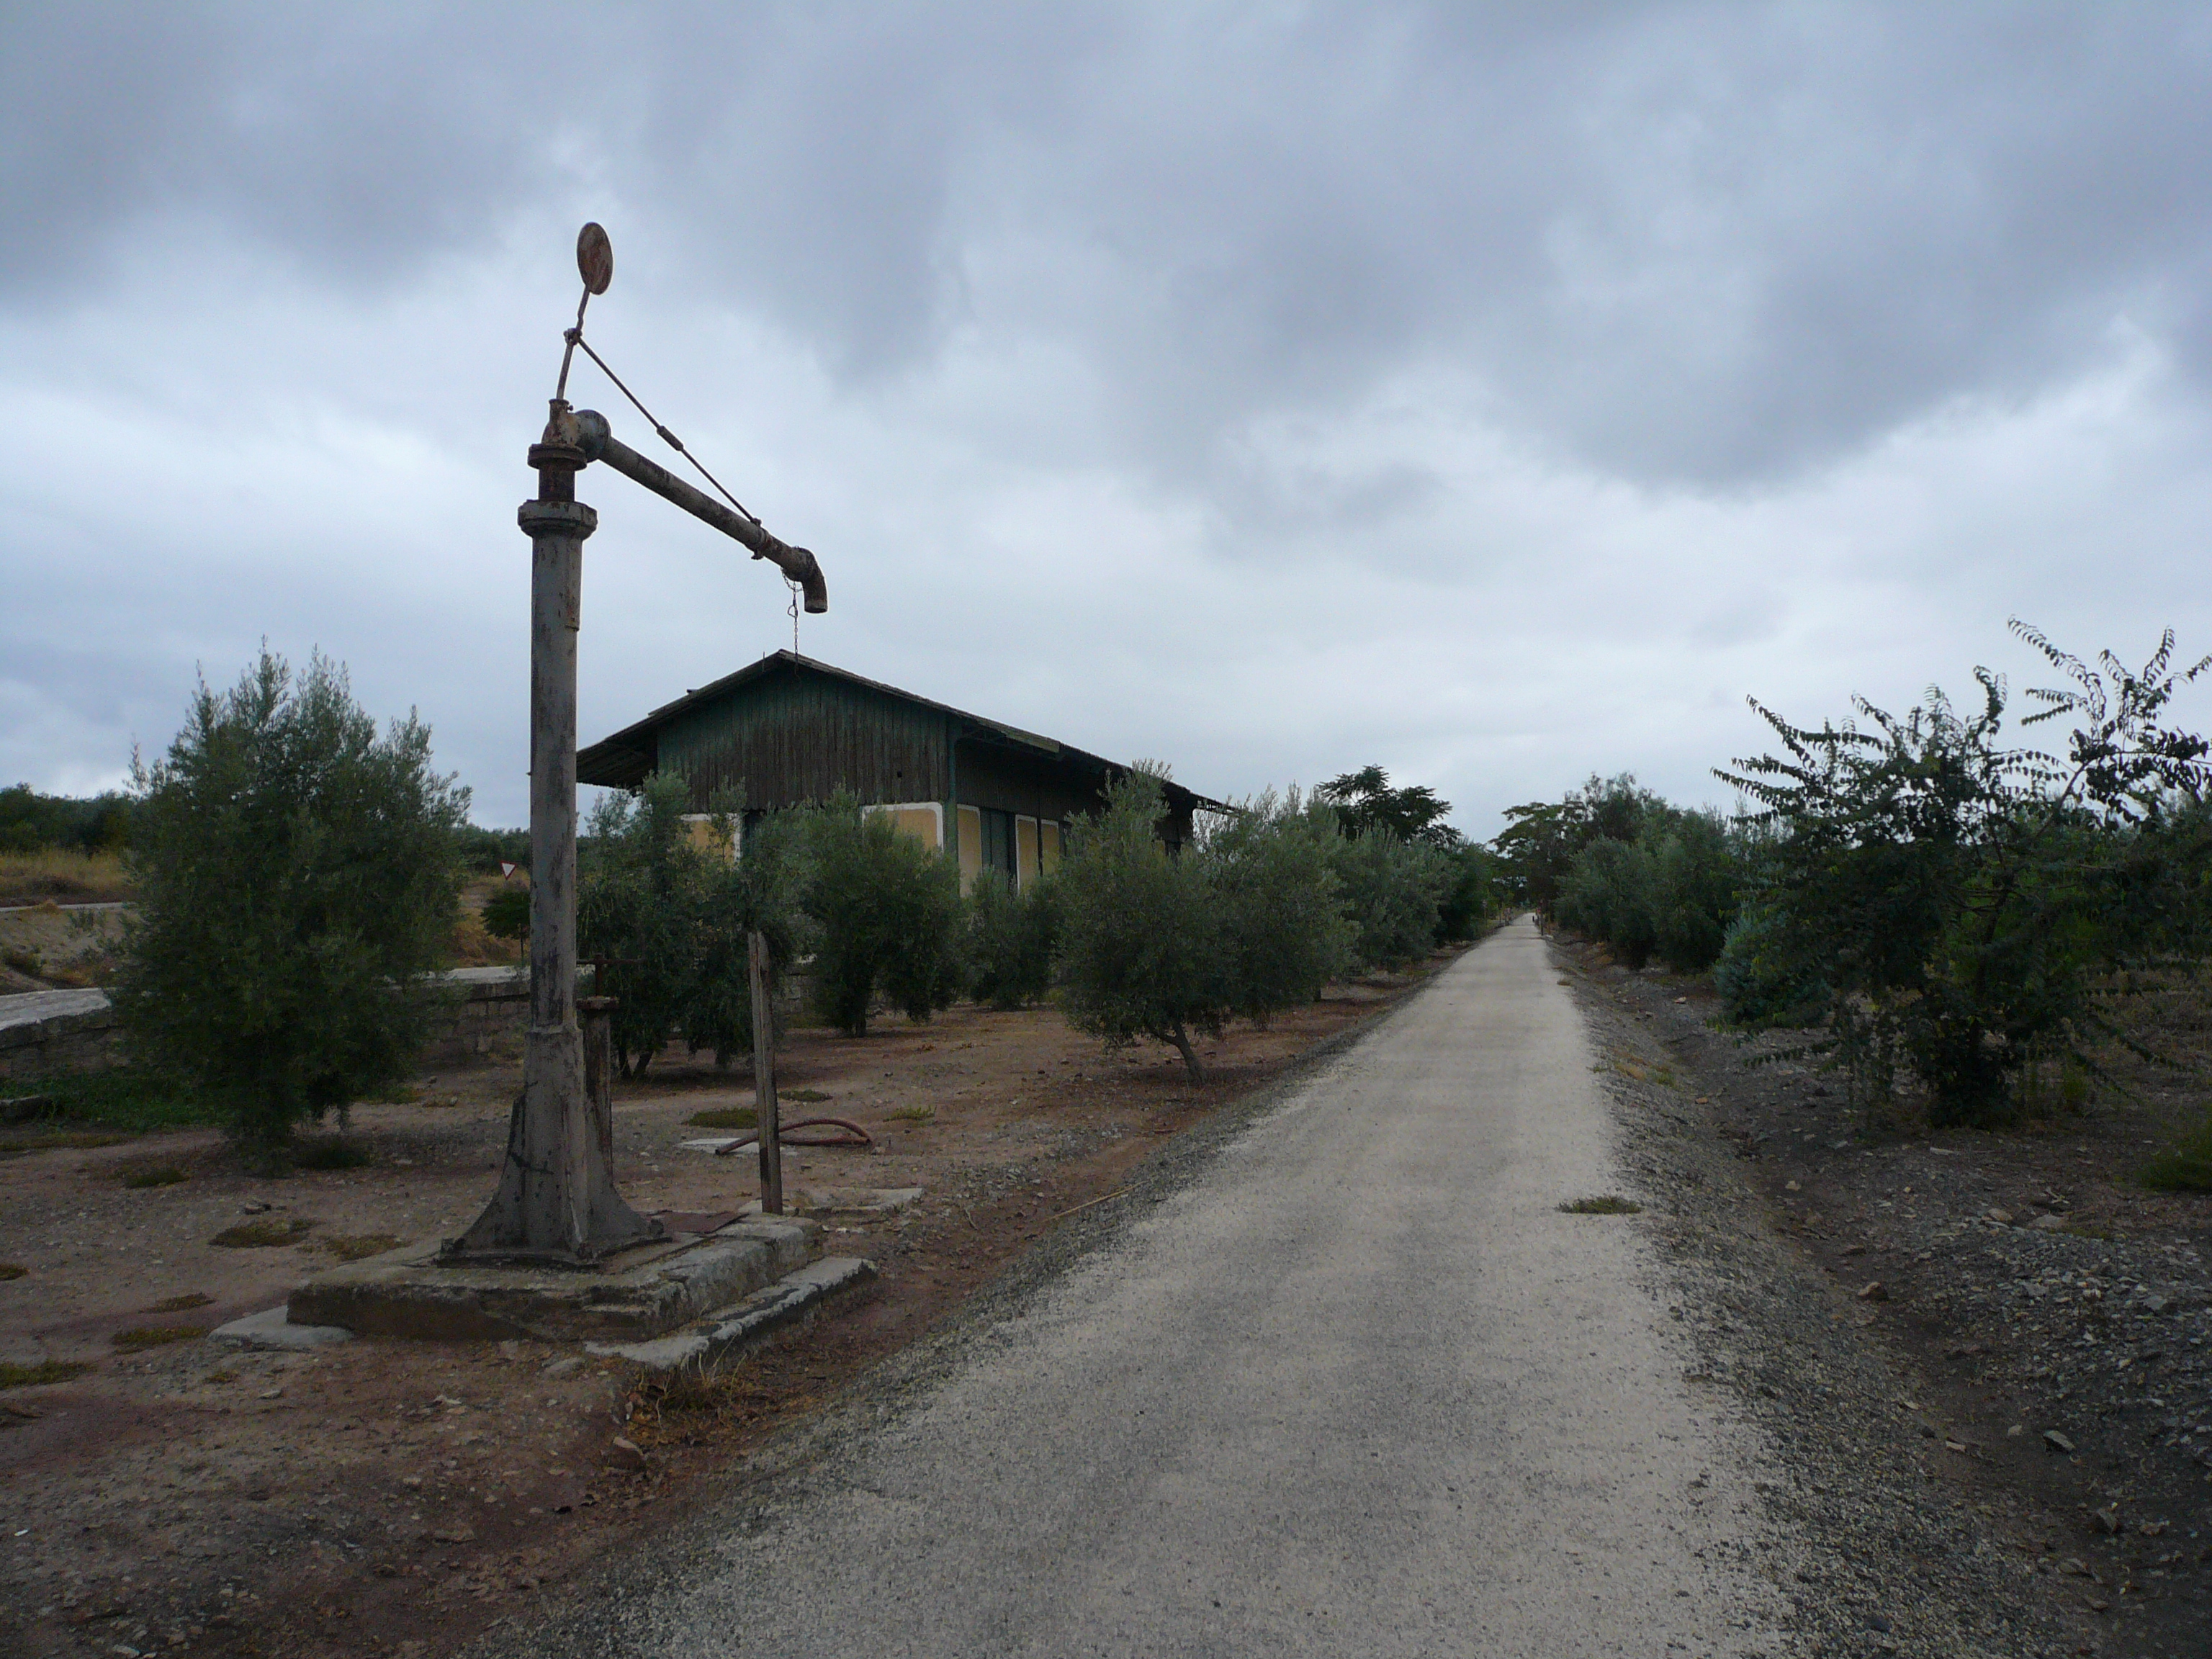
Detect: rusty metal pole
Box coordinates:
(448, 422, 660, 1263)
(748, 929, 783, 1215)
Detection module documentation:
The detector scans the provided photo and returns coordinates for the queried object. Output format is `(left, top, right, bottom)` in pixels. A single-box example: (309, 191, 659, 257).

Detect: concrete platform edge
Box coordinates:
(585, 1256, 878, 1372)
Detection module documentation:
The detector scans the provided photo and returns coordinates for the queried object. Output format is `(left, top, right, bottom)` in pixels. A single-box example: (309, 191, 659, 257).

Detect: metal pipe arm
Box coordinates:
(564, 408, 827, 613)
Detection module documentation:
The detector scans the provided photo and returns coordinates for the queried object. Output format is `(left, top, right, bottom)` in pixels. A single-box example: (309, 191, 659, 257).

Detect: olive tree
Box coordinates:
(804, 796, 963, 1035)
(113, 649, 468, 1158)
(1057, 773, 1350, 1078)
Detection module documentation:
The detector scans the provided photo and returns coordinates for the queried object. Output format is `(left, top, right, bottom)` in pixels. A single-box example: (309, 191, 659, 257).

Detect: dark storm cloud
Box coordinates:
(6, 4, 2211, 487)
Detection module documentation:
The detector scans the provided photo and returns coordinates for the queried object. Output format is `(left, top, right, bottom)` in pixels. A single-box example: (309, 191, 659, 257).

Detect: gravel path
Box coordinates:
(472, 918, 2095, 1658)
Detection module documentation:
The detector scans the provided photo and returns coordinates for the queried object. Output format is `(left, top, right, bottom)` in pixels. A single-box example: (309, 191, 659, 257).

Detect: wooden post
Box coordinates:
(748, 929, 782, 1215)
(446, 423, 661, 1263)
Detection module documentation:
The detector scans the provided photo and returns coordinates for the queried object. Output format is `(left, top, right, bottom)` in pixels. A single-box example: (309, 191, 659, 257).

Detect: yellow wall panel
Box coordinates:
(956, 804, 983, 891)
(678, 815, 737, 863)
(1038, 820, 1061, 875)
(1015, 816, 1039, 890)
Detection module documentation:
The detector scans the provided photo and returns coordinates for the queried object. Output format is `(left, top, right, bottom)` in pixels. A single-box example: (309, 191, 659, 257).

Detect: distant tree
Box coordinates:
(804, 797, 963, 1035)
(1316, 765, 1462, 848)
(112, 649, 468, 1160)
(1434, 845, 1499, 941)
(1058, 774, 1355, 1076)
(481, 885, 531, 944)
(0, 784, 133, 854)
(1555, 837, 1659, 968)
(580, 777, 808, 1074)
(1492, 773, 1668, 912)
(684, 806, 809, 1065)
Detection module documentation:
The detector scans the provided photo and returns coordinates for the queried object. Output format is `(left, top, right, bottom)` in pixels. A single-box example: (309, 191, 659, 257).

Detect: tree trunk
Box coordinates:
(1165, 1021, 1205, 1080)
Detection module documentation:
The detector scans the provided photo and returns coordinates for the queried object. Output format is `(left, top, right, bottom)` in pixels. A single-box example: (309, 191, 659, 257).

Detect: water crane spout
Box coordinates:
(559, 406, 828, 614)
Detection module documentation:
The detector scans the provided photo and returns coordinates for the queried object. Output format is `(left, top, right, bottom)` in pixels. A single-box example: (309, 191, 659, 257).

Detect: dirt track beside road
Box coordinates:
(0, 964, 1442, 1659)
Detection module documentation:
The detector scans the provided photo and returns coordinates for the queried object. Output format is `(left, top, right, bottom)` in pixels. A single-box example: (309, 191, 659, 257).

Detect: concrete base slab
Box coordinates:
(661, 1177, 925, 1220)
(587, 1256, 878, 1371)
(210, 1307, 354, 1352)
(287, 1218, 819, 1343)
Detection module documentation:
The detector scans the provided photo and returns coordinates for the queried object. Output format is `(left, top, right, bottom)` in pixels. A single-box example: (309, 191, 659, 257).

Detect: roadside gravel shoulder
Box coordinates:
(1557, 936, 2138, 1658)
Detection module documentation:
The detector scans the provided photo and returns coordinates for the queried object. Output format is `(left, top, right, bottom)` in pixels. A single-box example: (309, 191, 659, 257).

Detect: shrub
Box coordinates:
(0, 1360, 90, 1388)
(1435, 845, 1499, 941)
(804, 798, 962, 1035)
(112, 1325, 207, 1351)
(208, 1217, 314, 1247)
(1556, 837, 1659, 968)
(1714, 901, 1826, 1028)
(1208, 788, 1351, 1012)
(1056, 769, 1226, 1076)
(1647, 811, 1741, 972)
(966, 871, 1058, 1009)
(1329, 830, 1449, 971)
(1719, 623, 2212, 1127)
(2141, 1116, 2212, 1193)
(481, 885, 530, 942)
(111, 648, 469, 1161)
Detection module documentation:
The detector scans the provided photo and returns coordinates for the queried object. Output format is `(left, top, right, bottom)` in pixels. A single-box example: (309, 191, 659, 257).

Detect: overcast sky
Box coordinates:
(6, 3, 2211, 839)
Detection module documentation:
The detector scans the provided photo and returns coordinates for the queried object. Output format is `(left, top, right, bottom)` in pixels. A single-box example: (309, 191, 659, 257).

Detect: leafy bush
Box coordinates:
(1435, 845, 1499, 941)
(1555, 837, 1660, 968)
(1714, 901, 1826, 1028)
(1329, 830, 1449, 970)
(1208, 788, 1352, 1014)
(804, 797, 962, 1035)
(481, 885, 530, 941)
(4, 1069, 222, 1134)
(1058, 774, 1352, 1075)
(1055, 770, 1224, 1074)
(966, 871, 1059, 1009)
(580, 777, 808, 1072)
(1646, 811, 1741, 971)
(1719, 623, 2212, 1128)
(111, 649, 468, 1160)
(2141, 1115, 2212, 1192)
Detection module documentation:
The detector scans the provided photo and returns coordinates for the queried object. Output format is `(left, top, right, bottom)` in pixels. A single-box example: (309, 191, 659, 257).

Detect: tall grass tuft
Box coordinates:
(0, 850, 130, 902)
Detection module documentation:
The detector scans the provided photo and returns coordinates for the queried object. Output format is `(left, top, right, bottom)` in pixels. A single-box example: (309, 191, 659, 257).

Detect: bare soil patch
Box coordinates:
(1554, 927, 2212, 1655)
(0, 903, 125, 992)
(0, 958, 1452, 1659)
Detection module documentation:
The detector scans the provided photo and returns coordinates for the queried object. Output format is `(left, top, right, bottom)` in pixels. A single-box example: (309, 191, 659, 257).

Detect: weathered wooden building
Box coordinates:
(576, 651, 1215, 889)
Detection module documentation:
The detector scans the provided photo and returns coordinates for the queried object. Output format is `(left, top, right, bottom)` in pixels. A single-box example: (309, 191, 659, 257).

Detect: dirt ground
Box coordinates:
(0, 904, 126, 994)
(0, 961, 1447, 1659)
(1554, 926, 2212, 1655)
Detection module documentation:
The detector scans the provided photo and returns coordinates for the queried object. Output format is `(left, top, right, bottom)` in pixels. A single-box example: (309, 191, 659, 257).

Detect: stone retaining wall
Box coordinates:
(0, 968, 544, 1084)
